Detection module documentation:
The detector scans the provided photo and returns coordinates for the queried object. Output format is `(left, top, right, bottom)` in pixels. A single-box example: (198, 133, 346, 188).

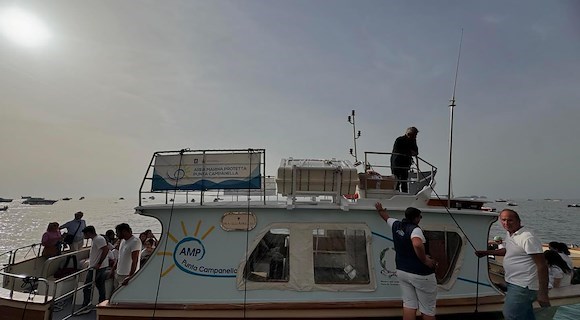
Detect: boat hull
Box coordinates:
(97, 296, 506, 319)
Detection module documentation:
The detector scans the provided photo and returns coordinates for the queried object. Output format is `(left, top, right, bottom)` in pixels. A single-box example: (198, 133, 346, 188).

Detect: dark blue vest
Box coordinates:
(391, 219, 433, 276)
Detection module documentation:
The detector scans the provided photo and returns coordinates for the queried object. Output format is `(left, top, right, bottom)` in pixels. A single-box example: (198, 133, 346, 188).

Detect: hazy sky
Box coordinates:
(1, 1, 579, 200)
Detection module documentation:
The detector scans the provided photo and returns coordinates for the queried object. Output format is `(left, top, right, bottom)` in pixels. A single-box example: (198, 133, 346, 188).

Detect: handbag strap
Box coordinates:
(71, 220, 83, 238)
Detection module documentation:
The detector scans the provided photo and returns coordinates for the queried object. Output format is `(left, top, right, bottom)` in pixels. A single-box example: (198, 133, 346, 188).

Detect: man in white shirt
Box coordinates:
(80, 226, 109, 309)
(476, 209, 550, 320)
(60, 211, 86, 251)
(112, 223, 141, 289)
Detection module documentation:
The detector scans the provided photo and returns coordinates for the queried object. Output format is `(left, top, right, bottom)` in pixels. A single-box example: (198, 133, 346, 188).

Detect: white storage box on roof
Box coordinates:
(276, 158, 359, 197)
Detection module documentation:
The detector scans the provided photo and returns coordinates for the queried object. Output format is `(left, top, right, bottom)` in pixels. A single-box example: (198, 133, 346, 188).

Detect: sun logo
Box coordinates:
(158, 220, 215, 277)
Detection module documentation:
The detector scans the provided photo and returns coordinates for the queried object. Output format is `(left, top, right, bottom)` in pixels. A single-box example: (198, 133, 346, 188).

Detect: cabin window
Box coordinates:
(244, 228, 289, 282)
(312, 228, 370, 284)
(424, 230, 462, 284)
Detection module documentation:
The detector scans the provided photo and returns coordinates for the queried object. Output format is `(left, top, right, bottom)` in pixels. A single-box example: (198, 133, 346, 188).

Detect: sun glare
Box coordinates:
(0, 7, 50, 47)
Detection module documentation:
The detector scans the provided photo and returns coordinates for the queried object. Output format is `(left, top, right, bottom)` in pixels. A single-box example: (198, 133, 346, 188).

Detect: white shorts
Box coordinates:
(396, 269, 437, 316)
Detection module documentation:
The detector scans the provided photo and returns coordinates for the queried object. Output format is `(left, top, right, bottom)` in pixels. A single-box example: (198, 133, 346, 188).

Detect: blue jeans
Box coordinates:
(83, 268, 108, 306)
(504, 282, 537, 320)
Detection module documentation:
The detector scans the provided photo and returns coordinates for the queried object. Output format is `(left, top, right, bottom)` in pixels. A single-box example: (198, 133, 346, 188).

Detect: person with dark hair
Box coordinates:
(144, 229, 158, 246)
(80, 225, 109, 310)
(375, 202, 437, 320)
(103, 229, 119, 271)
(41, 222, 62, 258)
(112, 223, 141, 288)
(544, 250, 572, 288)
(548, 241, 573, 270)
(138, 232, 147, 245)
(140, 238, 156, 267)
(475, 209, 550, 320)
(104, 229, 116, 245)
(390, 127, 419, 193)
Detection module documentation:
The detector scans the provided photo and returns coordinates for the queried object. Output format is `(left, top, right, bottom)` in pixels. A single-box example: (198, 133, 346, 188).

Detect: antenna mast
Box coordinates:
(448, 29, 463, 207)
(348, 109, 362, 166)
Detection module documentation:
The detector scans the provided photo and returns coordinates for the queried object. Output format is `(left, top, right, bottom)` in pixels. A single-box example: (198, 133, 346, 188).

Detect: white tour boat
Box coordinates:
(2, 148, 580, 320)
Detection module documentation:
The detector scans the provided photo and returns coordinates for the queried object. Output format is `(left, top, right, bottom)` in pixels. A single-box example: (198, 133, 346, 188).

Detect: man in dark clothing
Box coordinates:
(375, 202, 437, 320)
(391, 127, 419, 193)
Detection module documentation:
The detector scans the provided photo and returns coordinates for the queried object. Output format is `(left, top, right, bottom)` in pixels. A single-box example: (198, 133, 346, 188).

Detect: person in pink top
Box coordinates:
(41, 222, 62, 257)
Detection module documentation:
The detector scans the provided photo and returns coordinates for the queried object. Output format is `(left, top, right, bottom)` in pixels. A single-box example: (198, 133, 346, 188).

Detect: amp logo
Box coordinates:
(174, 237, 206, 261)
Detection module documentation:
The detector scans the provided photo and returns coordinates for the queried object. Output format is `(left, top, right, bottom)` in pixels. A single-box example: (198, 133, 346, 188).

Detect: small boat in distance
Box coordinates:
(495, 198, 507, 202)
(22, 197, 58, 205)
(0, 197, 13, 203)
(0, 206, 7, 211)
(79, 196, 85, 200)
(62, 197, 72, 201)
(118, 197, 125, 200)
(507, 202, 518, 206)
(568, 204, 580, 208)
(21, 196, 31, 199)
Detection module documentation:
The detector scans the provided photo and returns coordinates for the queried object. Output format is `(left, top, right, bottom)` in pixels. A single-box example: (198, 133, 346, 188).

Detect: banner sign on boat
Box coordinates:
(152, 153, 262, 191)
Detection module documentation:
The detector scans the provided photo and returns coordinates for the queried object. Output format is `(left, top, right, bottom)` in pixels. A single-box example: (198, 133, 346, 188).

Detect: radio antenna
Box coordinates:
(447, 28, 463, 207)
(347, 109, 362, 166)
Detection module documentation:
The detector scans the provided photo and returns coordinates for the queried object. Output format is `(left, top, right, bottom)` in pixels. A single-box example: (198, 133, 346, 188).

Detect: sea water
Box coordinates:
(1, 197, 579, 319)
(0, 197, 161, 253)
(488, 199, 580, 245)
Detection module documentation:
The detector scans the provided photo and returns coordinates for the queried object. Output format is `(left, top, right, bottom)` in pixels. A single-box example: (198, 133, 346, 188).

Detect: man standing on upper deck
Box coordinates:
(391, 127, 419, 193)
(475, 209, 550, 320)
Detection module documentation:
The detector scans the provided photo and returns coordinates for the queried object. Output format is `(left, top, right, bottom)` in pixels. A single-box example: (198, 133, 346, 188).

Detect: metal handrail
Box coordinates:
(363, 151, 438, 193)
(0, 269, 50, 303)
(52, 267, 94, 320)
(138, 148, 267, 206)
(0, 243, 42, 268)
(1, 262, 95, 319)
(1, 244, 95, 318)
(1, 241, 89, 272)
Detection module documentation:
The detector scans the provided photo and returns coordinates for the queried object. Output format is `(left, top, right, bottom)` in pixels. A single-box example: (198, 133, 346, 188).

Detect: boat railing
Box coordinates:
(362, 151, 437, 195)
(0, 243, 42, 270)
(0, 269, 50, 303)
(52, 267, 94, 319)
(138, 176, 281, 206)
(1, 246, 95, 319)
(1, 241, 90, 275)
(138, 148, 269, 206)
(0, 266, 94, 318)
(134, 149, 440, 206)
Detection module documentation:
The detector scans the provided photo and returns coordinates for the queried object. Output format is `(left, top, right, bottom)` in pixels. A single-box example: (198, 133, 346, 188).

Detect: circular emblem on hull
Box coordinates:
(174, 237, 206, 274)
